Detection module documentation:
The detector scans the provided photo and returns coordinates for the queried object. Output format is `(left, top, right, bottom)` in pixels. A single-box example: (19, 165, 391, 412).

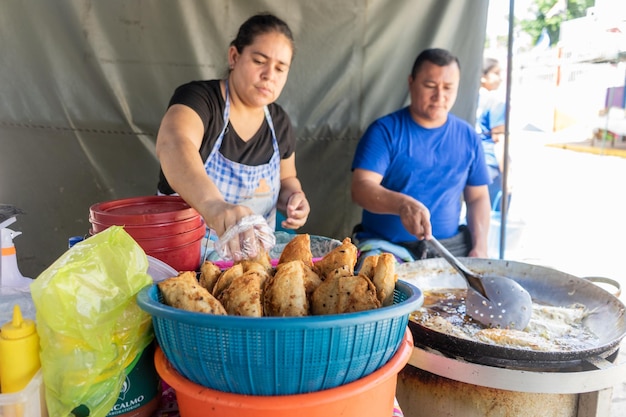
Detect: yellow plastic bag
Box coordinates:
(30, 226, 153, 417)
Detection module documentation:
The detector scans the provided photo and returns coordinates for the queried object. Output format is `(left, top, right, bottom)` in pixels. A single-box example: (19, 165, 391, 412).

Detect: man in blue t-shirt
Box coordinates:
(351, 48, 491, 262)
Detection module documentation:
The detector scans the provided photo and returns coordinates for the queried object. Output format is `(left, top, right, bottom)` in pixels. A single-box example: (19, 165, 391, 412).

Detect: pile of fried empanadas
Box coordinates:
(157, 234, 398, 317)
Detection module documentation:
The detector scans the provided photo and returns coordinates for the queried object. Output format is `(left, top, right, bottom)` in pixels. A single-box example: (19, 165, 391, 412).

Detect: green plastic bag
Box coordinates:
(30, 226, 154, 417)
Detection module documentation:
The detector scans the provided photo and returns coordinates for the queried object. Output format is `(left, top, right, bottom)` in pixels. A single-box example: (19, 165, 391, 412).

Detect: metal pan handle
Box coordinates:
(582, 276, 621, 298)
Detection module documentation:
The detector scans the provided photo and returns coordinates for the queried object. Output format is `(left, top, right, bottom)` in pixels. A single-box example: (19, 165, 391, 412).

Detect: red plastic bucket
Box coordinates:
(90, 196, 199, 225)
(90, 215, 204, 238)
(144, 238, 202, 272)
(154, 330, 413, 417)
(133, 224, 206, 251)
(89, 196, 204, 271)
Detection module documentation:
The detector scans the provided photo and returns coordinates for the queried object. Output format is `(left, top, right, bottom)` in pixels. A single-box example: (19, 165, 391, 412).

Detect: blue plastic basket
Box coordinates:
(136, 280, 422, 396)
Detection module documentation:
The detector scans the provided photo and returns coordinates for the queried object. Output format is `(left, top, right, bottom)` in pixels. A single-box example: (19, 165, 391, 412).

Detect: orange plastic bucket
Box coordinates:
(155, 329, 413, 417)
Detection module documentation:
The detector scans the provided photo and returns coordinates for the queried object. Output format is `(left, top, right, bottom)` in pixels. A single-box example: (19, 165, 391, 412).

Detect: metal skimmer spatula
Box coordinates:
(427, 237, 533, 330)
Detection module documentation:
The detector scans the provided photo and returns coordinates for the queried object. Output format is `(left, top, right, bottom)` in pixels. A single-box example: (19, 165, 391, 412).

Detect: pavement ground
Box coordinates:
(496, 127, 626, 416)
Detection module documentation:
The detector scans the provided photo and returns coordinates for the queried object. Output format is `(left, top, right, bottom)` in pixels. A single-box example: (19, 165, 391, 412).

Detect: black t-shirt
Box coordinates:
(157, 80, 296, 195)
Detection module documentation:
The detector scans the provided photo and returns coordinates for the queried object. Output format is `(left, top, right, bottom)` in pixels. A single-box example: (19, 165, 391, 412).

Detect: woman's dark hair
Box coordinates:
(482, 57, 499, 75)
(410, 48, 460, 78)
(230, 13, 295, 58)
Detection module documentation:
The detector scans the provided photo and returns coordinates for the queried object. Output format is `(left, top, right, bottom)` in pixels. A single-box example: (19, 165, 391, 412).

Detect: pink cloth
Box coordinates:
(393, 397, 405, 417)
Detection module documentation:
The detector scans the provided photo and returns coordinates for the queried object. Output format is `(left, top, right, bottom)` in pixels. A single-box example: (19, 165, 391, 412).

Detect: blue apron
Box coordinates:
(204, 79, 281, 229)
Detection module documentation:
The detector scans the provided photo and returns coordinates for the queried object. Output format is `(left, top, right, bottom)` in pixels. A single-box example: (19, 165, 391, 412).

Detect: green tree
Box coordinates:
(518, 0, 594, 46)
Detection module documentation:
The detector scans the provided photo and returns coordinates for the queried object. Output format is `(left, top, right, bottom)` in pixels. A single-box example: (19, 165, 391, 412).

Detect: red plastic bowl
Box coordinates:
(89, 196, 199, 225)
(90, 215, 204, 239)
(145, 238, 202, 272)
(133, 224, 206, 252)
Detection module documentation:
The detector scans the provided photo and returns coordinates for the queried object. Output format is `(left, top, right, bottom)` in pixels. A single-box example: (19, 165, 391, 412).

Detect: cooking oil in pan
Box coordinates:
(410, 289, 600, 352)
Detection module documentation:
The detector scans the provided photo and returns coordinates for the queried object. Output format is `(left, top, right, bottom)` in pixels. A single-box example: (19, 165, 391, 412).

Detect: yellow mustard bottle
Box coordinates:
(0, 305, 40, 393)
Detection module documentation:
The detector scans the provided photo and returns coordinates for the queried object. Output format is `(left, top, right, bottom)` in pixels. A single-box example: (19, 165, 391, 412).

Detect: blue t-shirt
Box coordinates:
(351, 107, 490, 242)
(476, 89, 506, 169)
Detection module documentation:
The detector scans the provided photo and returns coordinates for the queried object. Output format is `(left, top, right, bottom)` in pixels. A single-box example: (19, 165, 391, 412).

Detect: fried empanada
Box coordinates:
(371, 253, 397, 307)
(157, 271, 226, 315)
(212, 263, 244, 298)
(248, 249, 272, 271)
(218, 271, 265, 317)
(264, 260, 309, 317)
(358, 254, 379, 280)
(240, 260, 272, 284)
(199, 260, 222, 293)
(340, 275, 380, 313)
(311, 274, 380, 315)
(302, 263, 322, 296)
(313, 237, 358, 279)
(310, 274, 339, 315)
(326, 264, 353, 280)
(278, 234, 313, 267)
(475, 328, 557, 351)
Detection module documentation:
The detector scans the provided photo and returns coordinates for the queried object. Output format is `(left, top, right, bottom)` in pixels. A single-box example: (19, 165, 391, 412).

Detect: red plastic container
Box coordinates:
(90, 215, 204, 238)
(89, 196, 204, 271)
(144, 239, 202, 272)
(130, 224, 206, 251)
(90, 196, 199, 225)
(154, 330, 413, 417)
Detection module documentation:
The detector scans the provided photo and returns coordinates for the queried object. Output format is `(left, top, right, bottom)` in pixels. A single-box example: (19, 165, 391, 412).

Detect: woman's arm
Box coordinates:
(277, 154, 309, 229)
(156, 104, 254, 236)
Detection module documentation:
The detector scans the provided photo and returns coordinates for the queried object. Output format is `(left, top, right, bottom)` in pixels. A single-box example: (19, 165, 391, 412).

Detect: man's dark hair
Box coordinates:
(410, 48, 460, 78)
(482, 57, 499, 76)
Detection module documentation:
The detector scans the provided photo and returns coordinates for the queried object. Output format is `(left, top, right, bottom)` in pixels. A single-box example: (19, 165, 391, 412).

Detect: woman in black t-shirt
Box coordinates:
(156, 13, 310, 261)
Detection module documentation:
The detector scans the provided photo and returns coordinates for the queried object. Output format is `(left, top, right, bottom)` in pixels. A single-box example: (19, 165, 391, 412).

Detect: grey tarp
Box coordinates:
(0, 0, 488, 277)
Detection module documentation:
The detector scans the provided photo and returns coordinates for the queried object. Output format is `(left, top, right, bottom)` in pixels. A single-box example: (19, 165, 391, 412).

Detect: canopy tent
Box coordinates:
(0, 0, 489, 277)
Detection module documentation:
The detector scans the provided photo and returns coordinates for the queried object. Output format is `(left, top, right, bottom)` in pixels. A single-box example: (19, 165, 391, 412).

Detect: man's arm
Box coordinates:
(351, 168, 432, 240)
(463, 184, 491, 257)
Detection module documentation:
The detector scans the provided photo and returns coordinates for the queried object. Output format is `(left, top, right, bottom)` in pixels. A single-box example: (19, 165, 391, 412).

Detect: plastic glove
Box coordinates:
(215, 214, 275, 261)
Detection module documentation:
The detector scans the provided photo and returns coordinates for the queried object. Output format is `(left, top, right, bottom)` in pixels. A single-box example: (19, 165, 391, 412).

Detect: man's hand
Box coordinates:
(399, 199, 432, 240)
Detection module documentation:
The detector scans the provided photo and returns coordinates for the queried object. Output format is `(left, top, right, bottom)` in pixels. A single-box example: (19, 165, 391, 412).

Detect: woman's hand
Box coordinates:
(200, 200, 253, 236)
(280, 191, 310, 229)
(199, 201, 263, 261)
(214, 212, 274, 262)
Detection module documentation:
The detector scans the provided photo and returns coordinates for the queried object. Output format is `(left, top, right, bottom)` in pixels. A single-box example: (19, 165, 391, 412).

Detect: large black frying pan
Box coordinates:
(397, 258, 626, 369)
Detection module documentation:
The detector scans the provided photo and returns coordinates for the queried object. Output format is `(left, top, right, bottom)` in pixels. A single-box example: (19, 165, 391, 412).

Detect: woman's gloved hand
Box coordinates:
(215, 214, 275, 261)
